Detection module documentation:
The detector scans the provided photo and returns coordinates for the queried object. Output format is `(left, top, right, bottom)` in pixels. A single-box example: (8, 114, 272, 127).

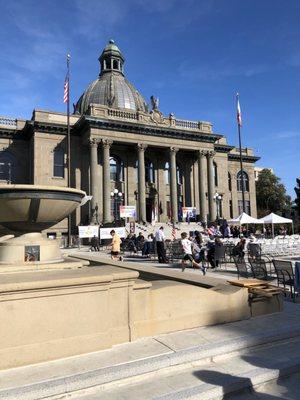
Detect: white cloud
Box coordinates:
(275, 131, 300, 139)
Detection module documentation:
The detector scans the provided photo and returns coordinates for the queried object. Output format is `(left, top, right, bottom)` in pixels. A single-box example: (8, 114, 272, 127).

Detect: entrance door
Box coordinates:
(146, 198, 153, 223)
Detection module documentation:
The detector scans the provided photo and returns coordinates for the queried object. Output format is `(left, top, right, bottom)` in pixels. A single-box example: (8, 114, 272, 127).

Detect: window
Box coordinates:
(110, 156, 124, 182)
(164, 162, 170, 184)
(213, 162, 218, 186)
(238, 200, 251, 215)
(237, 171, 249, 192)
(53, 147, 64, 178)
(228, 172, 232, 191)
(164, 162, 182, 185)
(0, 151, 14, 182)
(145, 159, 155, 183)
(229, 200, 233, 218)
(113, 60, 119, 70)
(177, 165, 183, 185)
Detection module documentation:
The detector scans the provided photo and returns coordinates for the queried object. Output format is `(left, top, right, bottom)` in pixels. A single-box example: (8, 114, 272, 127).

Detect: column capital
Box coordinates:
(89, 138, 100, 147)
(207, 150, 216, 158)
(170, 146, 179, 154)
(137, 143, 148, 152)
(102, 139, 113, 148)
(198, 149, 207, 157)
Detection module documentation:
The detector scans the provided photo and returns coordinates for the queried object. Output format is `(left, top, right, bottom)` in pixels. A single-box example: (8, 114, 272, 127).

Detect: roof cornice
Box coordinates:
(228, 153, 260, 163)
(74, 116, 222, 143)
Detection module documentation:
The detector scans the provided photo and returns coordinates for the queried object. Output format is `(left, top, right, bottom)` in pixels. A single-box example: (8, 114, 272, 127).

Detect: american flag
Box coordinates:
(172, 223, 176, 241)
(63, 54, 70, 104)
(63, 73, 69, 103)
(236, 93, 242, 126)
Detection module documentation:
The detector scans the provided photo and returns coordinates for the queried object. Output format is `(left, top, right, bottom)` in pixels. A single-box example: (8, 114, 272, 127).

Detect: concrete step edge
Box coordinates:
(153, 357, 300, 400)
(1, 325, 300, 400)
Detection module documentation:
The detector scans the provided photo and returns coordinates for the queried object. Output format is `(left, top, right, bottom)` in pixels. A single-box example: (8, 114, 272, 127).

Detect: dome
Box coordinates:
(75, 40, 148, 114)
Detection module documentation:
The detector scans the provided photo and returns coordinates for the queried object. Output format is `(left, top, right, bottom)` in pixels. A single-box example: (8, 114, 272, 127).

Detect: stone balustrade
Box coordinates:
(175, 118, 199, 130)
(107, 108, 138, 120)
(0, 117, 17, 127)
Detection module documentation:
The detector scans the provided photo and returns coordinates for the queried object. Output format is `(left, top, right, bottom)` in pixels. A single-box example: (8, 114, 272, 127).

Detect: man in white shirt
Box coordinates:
(181, 232, 205, 274)
(155, 226, 168, 263)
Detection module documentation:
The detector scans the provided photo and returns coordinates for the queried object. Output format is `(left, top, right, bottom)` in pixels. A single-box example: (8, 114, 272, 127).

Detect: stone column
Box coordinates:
(170, 147, 179, 223)
(207, 150, 216, 222)
(137, 143, 147, 223)
(198, 150, 207, 222)
(89, 138, 100, 224)
(102, 139, 113, 224)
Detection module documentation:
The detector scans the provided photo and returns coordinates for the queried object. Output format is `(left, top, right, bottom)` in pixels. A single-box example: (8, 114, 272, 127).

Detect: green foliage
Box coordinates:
(256, 169, 292, 218)
(295, 178, 300, 216)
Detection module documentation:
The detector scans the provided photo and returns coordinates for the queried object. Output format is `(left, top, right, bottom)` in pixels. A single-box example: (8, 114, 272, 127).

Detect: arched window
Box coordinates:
(145, 159, 155, 183)
(164, 162, 170, 184)
(110, 156, 124, 182)
(213, 162, 218, 187)
(113, 59, 119, 70)
(237, 171, 249, 192)
(228, 172, 232, 191)
(0, 151, 14, 182)
(53, 147, 64, 178)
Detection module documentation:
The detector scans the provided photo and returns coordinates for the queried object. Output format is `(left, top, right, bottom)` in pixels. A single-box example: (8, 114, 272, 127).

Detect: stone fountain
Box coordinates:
(0, 184, 86, 271)
(0, 185, 283, 371)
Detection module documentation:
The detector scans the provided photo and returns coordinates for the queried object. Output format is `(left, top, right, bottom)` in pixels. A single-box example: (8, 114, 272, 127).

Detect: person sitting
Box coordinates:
(142, 233, 154, 256)
(181, 232, 205, 274)
(232, 237, 246, 259)
(90, 235, 100, 251)
(207, 237, 223, 268)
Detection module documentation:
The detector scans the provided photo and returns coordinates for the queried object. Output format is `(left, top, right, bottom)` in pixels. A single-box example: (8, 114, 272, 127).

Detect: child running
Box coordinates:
(180, 232, 206, 275)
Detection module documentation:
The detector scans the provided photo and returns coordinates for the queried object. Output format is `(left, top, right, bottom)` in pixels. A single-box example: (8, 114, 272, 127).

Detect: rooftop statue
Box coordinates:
(150, 95, 159, 111)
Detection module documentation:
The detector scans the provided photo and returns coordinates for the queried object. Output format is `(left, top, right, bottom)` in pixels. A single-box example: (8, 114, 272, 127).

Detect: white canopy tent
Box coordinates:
(258, 212, 294, 237)
(228, 212, 261, 225)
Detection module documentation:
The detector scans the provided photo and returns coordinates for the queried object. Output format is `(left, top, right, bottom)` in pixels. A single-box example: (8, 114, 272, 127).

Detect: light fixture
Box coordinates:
(110, 192, 114, 197)
(113, 188, 118, 194)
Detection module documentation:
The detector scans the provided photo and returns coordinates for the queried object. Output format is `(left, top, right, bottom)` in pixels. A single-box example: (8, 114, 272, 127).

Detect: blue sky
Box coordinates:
(0, 0, 299, 197)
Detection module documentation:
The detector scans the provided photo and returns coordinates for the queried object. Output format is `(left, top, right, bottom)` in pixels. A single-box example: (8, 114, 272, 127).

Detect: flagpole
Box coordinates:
(66, 54, 71, 247)
(236, 93, 245, 213)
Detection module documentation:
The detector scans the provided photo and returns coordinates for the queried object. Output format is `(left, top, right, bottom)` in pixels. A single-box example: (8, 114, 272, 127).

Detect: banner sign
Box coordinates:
(99, 227, 126, 239)
(78, 225, 99, 239)
(120, 205, 136, 218)
(182, 207, 197, 219)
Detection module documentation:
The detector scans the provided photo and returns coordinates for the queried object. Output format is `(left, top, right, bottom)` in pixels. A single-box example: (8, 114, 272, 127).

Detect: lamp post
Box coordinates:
(110, 188, 123, 226)
(213, 192, 223, 221)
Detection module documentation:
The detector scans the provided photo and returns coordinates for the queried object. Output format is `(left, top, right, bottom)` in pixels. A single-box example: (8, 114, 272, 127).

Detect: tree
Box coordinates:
(256, 169, 291, 218)
(295, 178, 300, 216)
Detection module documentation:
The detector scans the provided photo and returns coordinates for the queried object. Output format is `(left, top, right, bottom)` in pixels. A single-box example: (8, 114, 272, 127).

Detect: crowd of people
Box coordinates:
(88, 220, 260, 271)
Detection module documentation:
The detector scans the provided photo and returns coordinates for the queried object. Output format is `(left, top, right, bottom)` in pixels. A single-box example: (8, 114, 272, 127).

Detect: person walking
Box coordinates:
(181, 232, 205, 274)
(155, 226, 168, 263)
(110, 230, 123, 261)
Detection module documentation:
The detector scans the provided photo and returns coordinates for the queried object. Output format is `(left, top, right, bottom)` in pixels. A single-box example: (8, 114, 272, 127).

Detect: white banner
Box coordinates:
(99, 227, 126, 239)
(78, 225, 99, 238)
(120, 205, 136, 218)
(182, 207, 197, 219)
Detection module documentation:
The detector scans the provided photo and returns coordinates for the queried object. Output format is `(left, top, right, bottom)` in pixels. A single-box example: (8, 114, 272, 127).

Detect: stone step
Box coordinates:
(1, 304, 300, 400)
(53, 336, 300, 400)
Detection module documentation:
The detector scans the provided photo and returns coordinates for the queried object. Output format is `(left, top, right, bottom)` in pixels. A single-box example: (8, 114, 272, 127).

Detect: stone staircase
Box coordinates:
(128, 222, 204, 239)
(1, 302, 300, 400)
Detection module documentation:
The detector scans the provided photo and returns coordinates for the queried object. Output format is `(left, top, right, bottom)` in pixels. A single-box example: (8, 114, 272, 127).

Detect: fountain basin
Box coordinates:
(0, 185, 85, 232)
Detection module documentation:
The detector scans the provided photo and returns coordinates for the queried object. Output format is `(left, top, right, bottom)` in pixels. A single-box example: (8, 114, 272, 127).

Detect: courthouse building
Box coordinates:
(0, 40, 259, 235)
